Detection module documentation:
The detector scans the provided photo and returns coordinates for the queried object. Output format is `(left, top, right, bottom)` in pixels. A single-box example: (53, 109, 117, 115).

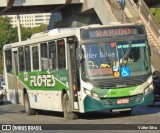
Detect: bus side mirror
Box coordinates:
(153, 70, 159, 80)
(76, 48, 83, 63)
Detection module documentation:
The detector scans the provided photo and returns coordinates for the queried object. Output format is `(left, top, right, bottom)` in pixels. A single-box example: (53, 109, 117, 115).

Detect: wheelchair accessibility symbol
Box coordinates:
(120, 67, 130, 77)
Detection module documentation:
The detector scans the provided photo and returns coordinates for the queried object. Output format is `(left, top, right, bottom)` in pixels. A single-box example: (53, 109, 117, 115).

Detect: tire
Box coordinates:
(0, 100, 4, 105)
(62, 93, 78, 120)
(120, 109, 132, 115)
(24, 93, 36, 115)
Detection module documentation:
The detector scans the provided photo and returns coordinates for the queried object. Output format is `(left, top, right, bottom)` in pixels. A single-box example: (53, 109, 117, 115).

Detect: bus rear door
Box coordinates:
(12, 49, 20, 104)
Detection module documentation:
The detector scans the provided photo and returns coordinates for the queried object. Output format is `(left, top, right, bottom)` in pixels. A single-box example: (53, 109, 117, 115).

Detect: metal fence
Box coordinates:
(137, 0, 160, 39)
(137, 0, 160, 70)
(108, 0, 130, 23)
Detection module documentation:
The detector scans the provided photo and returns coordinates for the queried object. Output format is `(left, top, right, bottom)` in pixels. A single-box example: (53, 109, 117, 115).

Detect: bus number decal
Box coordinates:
(30, 75, 55, 87)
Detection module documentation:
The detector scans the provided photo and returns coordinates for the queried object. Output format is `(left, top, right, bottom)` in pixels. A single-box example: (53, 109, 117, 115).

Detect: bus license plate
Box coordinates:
(117, 99, 129, 104)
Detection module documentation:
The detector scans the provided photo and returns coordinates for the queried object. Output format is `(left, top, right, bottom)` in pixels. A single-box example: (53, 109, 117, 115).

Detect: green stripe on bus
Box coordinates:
(18, 70, 69, 91)
(92, 86, 137, 98)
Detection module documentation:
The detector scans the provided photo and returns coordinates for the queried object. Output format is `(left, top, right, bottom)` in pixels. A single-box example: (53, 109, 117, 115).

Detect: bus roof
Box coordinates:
(3, 23, 140, 49)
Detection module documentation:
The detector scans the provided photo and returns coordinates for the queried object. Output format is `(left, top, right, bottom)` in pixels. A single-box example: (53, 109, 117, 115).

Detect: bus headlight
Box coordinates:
(92, 93, 99, 99)
(149, 84, 153, 90)
(143, 83, 153, 95)
(84, 88, 91, 95)
(144, 87, 149, 95)
(84, 88, 99, 99)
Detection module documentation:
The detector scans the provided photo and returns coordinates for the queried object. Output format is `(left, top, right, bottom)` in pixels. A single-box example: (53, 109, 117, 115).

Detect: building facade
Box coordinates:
(4, 13, 51, 28)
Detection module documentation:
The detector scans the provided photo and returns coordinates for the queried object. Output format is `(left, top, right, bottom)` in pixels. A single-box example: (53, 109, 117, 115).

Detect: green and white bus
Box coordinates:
(3, 23, 154, 119)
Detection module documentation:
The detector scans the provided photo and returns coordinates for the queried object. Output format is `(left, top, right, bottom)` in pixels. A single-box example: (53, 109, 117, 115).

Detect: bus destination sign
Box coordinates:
(81, 27, 143, 40)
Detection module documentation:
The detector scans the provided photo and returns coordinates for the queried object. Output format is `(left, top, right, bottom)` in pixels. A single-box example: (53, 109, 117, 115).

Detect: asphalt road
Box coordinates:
(0, 99, 160, 132)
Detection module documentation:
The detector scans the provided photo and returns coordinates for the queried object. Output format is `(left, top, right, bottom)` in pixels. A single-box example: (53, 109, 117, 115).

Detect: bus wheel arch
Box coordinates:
(22, 88, 27, 106)
(62, 92, 78, 120)
(61, 89, 67, 111)
(23, 89, 36, 115)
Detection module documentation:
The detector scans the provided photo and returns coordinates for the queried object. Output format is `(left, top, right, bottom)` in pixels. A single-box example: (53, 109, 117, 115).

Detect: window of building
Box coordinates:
(32, 46, 39, 70)
(35, 19, 44, 21)
(41, 43, 48, 70)
(35, 15, 43, 18)
(46, 15, 51, 17)
(58, 40, 66, 69)
(25, 46, 31, 71)
(18, 47, 25, 72)
(49, 41, 56, 70)
(5, 50, 12, 73)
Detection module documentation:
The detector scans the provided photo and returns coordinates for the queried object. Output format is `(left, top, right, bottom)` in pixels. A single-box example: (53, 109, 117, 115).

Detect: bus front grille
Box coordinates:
(93, 74, 151, 89)
(101, 94, 143, 105)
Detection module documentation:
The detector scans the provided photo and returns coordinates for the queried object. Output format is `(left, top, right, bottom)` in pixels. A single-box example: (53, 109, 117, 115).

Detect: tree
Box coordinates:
(31, 24, 47, 35)
(21, 27, 32, 41)
(0, 18, 48, 73)
(0, 17, 18, 73)
(150, 8, 160, 23)
(0, 17, 18, 53)
(16, 24, 47, 41)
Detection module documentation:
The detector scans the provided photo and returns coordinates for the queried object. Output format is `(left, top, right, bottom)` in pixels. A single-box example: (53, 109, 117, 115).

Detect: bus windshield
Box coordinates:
(81, 39, 151, 80)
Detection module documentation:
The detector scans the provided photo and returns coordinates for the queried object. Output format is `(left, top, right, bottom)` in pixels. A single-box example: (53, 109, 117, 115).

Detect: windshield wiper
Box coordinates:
(121, 38, 134, 66)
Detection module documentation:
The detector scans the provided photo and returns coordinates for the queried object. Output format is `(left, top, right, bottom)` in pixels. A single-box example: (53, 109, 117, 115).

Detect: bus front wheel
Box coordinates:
(24, 93, 36, 115)
(62, 93, 78, 120)
(0, 101, 4, 105)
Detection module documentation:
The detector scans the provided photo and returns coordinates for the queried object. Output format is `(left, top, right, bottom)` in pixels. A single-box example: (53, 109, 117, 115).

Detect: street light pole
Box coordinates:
(17, 14, 21, 42)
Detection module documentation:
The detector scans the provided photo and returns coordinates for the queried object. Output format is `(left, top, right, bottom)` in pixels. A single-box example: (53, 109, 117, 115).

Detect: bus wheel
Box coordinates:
(0, 100, 4, 105)
(24, 93, 36, 115)
(62, 93, 78, 120)
(120, 109, 132, 115)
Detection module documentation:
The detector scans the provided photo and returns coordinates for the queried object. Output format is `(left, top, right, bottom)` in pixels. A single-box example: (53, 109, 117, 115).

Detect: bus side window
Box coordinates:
(41, 43, 48, 70)
(18, 47, 25, 72)
(49, 41, 56, 70)
(25, 46, 31, 71)
(58, 40, 66, 69)
(32, 46, 39, 70)
(5, 50, 12, 73)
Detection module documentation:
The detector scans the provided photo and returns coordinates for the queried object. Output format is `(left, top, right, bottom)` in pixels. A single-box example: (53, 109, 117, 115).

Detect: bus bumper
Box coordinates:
(83, 90, 154, 112)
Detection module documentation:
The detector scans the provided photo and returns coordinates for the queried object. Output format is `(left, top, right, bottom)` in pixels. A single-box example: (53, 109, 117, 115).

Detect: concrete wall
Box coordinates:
(82, 0, 117, 25)
(0, 0, 7, 7)
(48, 5, 102, 29)
(13, 0, 82, 6)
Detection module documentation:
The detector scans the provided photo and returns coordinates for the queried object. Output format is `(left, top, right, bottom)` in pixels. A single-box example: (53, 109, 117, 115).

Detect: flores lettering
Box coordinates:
(30, 75, 55, 87)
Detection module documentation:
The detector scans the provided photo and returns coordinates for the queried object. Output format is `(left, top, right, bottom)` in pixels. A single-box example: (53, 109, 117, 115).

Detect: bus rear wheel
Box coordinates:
(120, 109, 132, 115)
(62, 93, 78, 120)
(24, 93, 36, 115)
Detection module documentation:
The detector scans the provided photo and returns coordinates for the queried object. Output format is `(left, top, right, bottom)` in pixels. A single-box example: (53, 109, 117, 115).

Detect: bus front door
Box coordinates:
(67, 42, 79, 111)
(12, 51, 19, 104)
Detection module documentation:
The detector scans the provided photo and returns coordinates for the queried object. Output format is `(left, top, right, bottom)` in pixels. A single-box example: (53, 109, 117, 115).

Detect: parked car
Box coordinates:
(152, 70, 160, 103)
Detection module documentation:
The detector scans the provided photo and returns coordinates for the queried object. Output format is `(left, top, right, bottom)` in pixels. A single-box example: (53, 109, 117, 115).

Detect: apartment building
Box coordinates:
(4, 13, 51, 28)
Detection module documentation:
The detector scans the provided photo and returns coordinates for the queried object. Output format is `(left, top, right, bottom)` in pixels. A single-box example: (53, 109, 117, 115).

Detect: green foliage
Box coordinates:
(0, 17, 48, 73)
(20, 24, 47, 41)
(150, 8, 160, 23)
(0, 17, 18, 53)
(21, 27, 32, 41)
(0, 18, 47, 46)
(31, 24, 47, 35)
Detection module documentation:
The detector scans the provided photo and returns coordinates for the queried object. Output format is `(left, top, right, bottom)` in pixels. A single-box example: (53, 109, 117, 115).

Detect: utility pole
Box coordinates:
(17, 14, 21, 42)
